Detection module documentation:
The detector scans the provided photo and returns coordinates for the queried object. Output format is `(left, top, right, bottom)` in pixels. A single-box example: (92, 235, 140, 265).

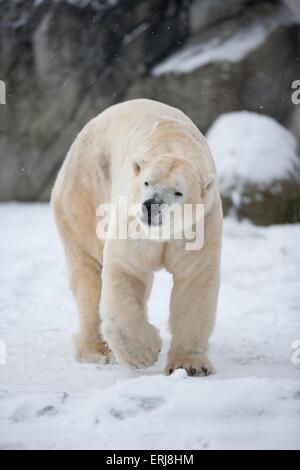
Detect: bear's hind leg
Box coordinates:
(66, 246, 111, 363)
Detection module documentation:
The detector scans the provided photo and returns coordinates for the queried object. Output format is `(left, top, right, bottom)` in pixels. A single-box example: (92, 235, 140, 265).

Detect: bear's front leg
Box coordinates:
(100, 260, 161, 369)
(166, 262, 220, 377)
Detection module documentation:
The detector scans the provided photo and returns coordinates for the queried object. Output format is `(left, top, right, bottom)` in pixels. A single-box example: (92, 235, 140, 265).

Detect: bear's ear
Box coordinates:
(132, 159, 144, 176)
(200, 173, 215, 198)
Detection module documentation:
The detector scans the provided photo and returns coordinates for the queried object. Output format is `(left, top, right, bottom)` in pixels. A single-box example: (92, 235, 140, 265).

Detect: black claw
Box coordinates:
(187, 367, 197, 377)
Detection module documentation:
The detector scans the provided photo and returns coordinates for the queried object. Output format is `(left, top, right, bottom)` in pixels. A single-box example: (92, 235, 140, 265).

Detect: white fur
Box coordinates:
(51, 99, 223, 376)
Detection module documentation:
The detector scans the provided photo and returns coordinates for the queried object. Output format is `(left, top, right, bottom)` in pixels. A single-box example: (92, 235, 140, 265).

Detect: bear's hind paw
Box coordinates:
(73, 333, 113, 364)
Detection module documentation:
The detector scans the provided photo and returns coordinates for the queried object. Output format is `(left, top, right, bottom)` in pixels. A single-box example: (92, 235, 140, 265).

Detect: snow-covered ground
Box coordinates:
(0, 203, 299, 450)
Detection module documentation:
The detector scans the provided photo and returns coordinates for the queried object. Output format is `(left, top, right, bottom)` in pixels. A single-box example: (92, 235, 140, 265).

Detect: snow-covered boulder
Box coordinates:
(207, 112, 300, 225)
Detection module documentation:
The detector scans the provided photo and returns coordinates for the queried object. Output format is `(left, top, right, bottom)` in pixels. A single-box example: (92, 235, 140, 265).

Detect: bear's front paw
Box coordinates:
(166, 353, 214, 377)
(101, 319, 161, 369)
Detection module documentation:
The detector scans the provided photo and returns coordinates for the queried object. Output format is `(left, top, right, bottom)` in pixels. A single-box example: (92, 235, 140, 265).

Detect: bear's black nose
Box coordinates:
(142, 198, 163, 225)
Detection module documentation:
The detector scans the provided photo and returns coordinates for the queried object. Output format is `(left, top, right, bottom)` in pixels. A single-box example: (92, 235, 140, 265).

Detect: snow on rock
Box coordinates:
(207, 111, 300, 190)
(207, 112, 300, 225)
(63, 0, 118, 9)
(0, 204, 300, 449)
(153, 24, 268, 76)
(152, 8, 293, 76)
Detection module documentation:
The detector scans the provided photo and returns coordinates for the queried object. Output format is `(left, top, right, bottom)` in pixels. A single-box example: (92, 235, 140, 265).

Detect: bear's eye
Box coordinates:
(144, 181, 149, 187)
(174, 191, 183, 197)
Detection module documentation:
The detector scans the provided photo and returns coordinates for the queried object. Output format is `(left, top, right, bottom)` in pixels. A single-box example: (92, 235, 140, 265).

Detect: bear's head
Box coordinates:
(131, 151, 215, 230)
(127, 118, 217, 243)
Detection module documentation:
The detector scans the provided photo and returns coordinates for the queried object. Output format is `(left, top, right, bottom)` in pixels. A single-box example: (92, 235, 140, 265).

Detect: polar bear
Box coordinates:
(51, 99, 222, 376)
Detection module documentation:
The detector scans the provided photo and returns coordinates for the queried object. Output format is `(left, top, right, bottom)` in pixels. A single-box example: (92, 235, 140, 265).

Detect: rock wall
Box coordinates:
(0, 0, 299, 203)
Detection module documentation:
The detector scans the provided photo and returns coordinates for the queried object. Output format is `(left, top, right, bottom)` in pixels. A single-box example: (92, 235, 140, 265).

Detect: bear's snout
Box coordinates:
(142, 198, 164, 226)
